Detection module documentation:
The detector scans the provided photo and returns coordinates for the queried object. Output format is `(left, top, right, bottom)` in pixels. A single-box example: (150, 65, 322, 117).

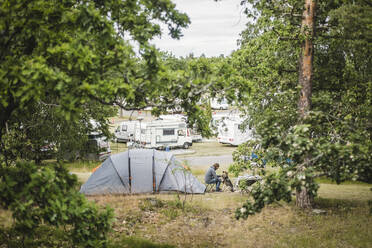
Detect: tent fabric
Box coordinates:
(80, 149, 206, 195)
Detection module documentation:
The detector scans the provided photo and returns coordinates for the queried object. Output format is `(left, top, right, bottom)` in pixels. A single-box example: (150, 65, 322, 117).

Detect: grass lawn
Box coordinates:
(177, 141, 236, 158)
(2, 141, 371, 248)
(88, 182, 372, 248)
(65, 149, 372, 248)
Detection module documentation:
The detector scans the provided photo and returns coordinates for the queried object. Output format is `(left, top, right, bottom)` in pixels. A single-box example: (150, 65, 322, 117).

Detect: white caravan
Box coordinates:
(114, 120, 139, 142)
(217, 116, 254, 146)
(132, 120, 193, 149)
(211, 111, 231, 135)
(158, 114, 203, 142)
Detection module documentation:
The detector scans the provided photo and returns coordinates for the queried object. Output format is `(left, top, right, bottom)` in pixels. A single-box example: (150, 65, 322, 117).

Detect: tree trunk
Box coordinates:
(296, 184, 313, 208)
(297, 0, 316, 209)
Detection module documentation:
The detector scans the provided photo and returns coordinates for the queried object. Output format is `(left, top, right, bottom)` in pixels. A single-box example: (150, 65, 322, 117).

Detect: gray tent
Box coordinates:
(80, 149, 206, 195)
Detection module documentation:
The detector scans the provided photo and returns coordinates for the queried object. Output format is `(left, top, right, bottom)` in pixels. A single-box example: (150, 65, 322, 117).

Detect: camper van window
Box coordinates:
(88, 134, 103, 139)
(163, 129, 175, 136)
(121, 125, 127, 131)
(177, 130, 185, 136)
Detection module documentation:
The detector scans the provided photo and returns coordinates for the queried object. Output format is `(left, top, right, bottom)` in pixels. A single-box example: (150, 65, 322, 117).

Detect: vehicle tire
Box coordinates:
(183, 142, 190, 149)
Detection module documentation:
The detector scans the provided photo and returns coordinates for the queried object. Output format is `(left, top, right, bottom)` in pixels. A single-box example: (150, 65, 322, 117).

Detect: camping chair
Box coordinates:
(235, 175, 262, 194)
(205, 183, 215, 193)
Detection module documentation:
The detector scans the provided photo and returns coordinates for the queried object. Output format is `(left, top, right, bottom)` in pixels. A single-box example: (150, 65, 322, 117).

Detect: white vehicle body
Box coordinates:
(87, 132, 111, 161)
(211, 112, 231, 135)
(158, 114, 187, 122)
(133, 120, 193, 149)
(189, 129, 203, 142)
(158, 114, 202, 142)
(211, 98, 229, 110)
(114, 120, 139, 142)
(217, 116, 254, 146)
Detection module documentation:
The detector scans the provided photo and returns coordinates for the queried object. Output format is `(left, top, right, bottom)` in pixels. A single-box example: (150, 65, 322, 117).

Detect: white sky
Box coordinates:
(152, 0, 248, 58)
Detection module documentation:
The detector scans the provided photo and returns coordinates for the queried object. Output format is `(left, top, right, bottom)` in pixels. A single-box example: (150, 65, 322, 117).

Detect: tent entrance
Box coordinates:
(130, 155, 153, 193)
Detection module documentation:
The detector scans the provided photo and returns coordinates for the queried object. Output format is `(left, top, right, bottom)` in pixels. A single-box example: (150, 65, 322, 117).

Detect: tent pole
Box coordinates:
(152, 150, 156, 193)
(128, 154, 132, 194)
(109, 157, 127, 192)
(157, 154, 172, 193)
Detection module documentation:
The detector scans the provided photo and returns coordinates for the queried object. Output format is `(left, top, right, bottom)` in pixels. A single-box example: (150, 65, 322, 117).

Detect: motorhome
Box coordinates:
(217, 116, 254, 146)
(211, 111, 231, 135)
(158, 114, 202, 142)
(114, 120, 139, 142)
(132, 120, 193, 149)
(86, 132, 111, 160)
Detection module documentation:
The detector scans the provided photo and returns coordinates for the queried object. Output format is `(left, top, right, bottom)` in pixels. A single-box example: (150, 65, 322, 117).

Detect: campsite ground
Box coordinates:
(90, 182, 371, 248)
(63, 141, 372, 248)
(2, 142, 370, 247)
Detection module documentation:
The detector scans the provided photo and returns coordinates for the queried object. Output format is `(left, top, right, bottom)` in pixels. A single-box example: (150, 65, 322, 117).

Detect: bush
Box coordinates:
(0, 162, 113, 247)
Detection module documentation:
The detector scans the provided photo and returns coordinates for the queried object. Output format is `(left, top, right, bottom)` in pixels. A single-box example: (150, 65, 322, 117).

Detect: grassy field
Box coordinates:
(65, 139, 371, 248)
(108, 140, 236, 158)
(177, 141, 236, 157)
(89, 182, 372, 248)
(2, 141, 371, 248)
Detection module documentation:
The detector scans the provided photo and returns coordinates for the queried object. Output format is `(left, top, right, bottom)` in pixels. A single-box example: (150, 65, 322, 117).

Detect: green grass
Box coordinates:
(315, 176, 371, 185)
(110, 141, 128, 154)
(3, 141, 371, 247)
(109, 236, 175, 248)
(64, 160, 101, 172)
(1, 182, 371, 248)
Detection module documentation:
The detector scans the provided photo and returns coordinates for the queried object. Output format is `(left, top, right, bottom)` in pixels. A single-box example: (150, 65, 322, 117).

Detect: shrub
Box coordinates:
(0, 162, 113, 247)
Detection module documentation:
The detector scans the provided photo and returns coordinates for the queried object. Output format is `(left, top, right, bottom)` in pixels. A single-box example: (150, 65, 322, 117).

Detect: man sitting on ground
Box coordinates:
(205, 163, 222, 192)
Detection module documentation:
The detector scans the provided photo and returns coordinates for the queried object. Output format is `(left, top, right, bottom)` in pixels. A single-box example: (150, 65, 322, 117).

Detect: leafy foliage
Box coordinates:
(0, 0, 192, 246)
(0, 161, 114, 247)
(1, 101, 116, 164)
(0, 0, 190, 138)
(230, 0, 372, 216)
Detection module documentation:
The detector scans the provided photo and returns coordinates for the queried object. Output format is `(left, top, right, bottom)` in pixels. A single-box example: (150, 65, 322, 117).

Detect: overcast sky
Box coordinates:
(152, 0, 248, 58)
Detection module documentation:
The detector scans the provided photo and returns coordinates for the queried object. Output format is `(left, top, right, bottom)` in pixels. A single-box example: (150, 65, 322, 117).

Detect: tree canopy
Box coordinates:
(0, 0, 189, 137)
(0, 0, 193, 246)
(230, 0, 372, 218)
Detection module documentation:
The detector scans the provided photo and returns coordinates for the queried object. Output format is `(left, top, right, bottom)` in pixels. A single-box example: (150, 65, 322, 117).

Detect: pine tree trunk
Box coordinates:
(297, 0, 316, 209)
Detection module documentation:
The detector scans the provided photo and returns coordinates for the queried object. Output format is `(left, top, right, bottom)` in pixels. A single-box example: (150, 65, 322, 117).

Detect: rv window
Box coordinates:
(121, 125, 127, 131)
(178, 130, 185, 136)
(163, 129, 175, 136)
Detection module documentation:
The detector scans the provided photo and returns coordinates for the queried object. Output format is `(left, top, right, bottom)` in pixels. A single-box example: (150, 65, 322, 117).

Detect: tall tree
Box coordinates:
(0, 0, 190, 141)
(0, 0, 192, 245)
(296, 0, 316, 208)
(230, 0, 372, 217)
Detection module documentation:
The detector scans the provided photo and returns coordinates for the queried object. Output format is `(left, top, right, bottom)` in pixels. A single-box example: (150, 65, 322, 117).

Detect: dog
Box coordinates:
(221, 171, 234, 192)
